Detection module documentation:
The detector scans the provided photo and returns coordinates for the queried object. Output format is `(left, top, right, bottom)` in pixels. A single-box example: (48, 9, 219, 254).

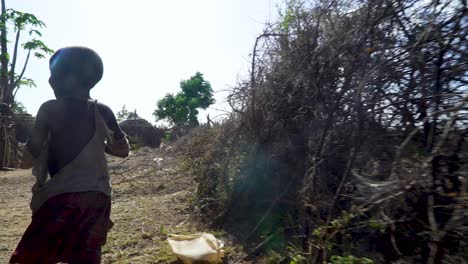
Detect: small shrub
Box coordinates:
(330, 255, 374, 264)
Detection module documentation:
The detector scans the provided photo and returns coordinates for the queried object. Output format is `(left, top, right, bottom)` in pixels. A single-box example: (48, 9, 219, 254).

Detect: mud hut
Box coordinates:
(13, 113, 35, 143)
(13, 114, 165, 148)
(119, 118, 163, 148)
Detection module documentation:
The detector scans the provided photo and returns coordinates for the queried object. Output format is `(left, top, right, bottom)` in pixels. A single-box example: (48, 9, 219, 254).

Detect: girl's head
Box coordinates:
(49, 46, 103, 98)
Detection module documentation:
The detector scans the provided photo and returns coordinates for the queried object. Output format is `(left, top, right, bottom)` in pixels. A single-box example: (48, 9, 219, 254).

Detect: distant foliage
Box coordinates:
(154, 72, 214, 126)
(127, 109, 139, 120)
(116, 105, 139, 122)
(116, 105, 129, 122)
(11, 100, 27, 114)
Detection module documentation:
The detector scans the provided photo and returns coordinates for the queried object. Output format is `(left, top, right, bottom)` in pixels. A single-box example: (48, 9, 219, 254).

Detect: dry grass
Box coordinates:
(0, 147, 246, 264)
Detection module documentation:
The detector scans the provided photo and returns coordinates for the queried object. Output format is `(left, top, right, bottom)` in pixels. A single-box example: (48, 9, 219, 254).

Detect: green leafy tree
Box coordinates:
(154, 72, 214, 126)
(0, 0, 53, 107)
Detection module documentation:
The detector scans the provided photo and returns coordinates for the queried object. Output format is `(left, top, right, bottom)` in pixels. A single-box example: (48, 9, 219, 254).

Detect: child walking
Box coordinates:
(10, 47, 130, 264)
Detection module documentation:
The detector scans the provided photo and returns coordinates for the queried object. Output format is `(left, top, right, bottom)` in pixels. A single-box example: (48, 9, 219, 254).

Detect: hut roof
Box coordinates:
(119, 117, 153, 128)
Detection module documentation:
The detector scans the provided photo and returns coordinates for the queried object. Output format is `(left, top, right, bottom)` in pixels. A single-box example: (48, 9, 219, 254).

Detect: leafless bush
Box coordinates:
(187, 0, 467, 263)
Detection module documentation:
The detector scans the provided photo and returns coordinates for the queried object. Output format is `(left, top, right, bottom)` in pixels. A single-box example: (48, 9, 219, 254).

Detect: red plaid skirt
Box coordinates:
(10, 191, 112, 264)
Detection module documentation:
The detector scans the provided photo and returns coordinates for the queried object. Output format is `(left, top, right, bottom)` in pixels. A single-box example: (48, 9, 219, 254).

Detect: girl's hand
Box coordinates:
(105, 136, 130, 158)
(31, 182, 43, 194)
(18, 142, 35, 169)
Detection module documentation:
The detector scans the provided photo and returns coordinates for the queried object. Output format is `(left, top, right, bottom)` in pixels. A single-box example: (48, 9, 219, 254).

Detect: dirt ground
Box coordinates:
(0, 147, 248, 264)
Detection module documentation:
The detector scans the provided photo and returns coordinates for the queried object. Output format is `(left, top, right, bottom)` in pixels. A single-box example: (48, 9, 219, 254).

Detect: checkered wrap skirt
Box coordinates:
(10, 191, 112, 264)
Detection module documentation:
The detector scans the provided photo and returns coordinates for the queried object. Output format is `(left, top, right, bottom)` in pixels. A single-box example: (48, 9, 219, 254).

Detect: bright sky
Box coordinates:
(9, 0, 278, 124)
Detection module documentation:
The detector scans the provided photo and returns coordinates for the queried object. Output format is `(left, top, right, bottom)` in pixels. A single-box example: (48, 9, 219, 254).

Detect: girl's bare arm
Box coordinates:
(27, 101, 52, 158)
(98, 103, 130, 158)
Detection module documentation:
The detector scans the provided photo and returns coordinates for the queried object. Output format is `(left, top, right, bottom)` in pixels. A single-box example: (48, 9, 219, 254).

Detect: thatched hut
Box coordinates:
(119, 118, 163, 148)
(13, 113, 35, 143)
(13, 114, 164, 148)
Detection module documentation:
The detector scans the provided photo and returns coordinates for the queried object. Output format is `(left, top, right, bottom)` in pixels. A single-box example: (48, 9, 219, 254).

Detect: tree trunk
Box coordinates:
(1, 0, 9, 103)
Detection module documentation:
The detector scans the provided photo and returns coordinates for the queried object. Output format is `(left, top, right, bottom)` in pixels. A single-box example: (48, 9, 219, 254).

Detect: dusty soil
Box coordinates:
(0, 147, 248, 264)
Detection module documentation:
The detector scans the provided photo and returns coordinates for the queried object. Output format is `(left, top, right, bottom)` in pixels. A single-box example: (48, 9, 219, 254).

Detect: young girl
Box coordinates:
(10, 47, 130, 264)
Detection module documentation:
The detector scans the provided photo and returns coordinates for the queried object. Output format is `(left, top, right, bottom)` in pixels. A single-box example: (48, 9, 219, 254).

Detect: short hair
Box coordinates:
(49, 46, 104, 89)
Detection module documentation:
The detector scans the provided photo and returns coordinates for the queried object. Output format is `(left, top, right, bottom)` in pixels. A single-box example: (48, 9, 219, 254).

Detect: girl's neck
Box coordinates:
(55, 90, 91, 100)
(58, 96, 92, 101)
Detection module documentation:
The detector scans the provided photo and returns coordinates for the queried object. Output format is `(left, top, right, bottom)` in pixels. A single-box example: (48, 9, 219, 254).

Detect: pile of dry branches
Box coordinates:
(184, 0, 467, 263)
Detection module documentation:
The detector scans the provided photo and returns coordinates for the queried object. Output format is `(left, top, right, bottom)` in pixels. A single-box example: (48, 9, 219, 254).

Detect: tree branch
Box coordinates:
(9, 28, 20, 92)
(12, 49, 31, 100)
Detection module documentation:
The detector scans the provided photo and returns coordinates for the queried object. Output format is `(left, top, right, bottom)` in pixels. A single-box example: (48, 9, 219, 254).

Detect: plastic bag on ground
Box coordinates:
(167, 233, 225, 264)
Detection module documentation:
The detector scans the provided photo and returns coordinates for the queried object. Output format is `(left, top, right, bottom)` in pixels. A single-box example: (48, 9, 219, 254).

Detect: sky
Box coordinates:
(8, 0, 279, 124)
